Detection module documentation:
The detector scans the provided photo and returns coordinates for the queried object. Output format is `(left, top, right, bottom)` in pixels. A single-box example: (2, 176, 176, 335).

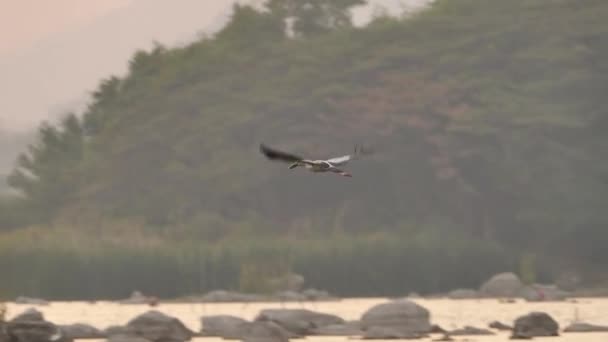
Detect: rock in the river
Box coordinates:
(310, 321, 362, 336)
(119, 291, 158, 305)
(6, 320, 71, 342)
(104, 325, 130, 336)
(360, 299, 431, 336)
(200, 315, 249, 339)
(59, 323, 104, 339)
(126, 310, 194, 342)
(200, 290, 264, 303)
(11, 308, 44, 322)
(447, 289, 478, 299)
(488, 321, 512, 331)
(448, 326, 494, 336)
(301, 288, 333, 301)
(511, 312, 559, 339)
(479, 272, 523, 298)
(521, 284, 570, 302)
(255, 308, 344, 335)
(273, 291, 306, 302)
(563, 322, 608, 332)
(241, 321, 290, 342)
(362, 326, 426, 339)
(14, 297, 50, 306)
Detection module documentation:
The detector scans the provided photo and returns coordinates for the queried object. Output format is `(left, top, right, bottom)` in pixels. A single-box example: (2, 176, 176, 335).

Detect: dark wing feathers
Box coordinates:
(259, 144, 303, 163)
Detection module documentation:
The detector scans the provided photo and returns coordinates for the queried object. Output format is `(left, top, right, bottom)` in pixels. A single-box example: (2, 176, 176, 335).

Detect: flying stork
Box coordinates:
(259, 143, 368, 177)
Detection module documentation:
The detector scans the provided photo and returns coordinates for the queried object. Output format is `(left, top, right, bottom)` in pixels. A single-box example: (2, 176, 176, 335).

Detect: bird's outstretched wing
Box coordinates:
(259, 144, 303, 163)
(326, 144, 372, 166)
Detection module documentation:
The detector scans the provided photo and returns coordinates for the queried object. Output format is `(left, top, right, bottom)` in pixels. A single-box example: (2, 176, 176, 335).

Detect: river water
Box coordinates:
(6, 297, 608, 341)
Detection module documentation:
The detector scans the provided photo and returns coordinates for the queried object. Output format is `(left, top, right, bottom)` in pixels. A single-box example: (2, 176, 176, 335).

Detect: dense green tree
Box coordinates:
(7, 114, 84, 221)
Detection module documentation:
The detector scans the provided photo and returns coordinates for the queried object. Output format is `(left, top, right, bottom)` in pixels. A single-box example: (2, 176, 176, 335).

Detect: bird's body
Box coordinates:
(259, 143, 367, 177)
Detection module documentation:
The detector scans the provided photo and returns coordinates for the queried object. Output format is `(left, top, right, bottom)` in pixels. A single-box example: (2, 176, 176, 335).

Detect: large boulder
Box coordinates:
(521, 284, 570, 302)
(200, 315, 249, 339)
(59, 323, 105, 339)
(104, 325, 130, 337)
(360, 299, 431, 336)
(563, 322, 608, 332)
(511, 312, 559, 339)
(255, 308, 344, 335)
(310, 321, 362, 336)
(11, 308, 44, 322)
(125, 310, 194, 342)
(6, 312, 71, 342)
(240, 321, 290, 342)
(361, 326, 426, 340)
(479, 272, 523, 298)
(488, 321, 512, 331)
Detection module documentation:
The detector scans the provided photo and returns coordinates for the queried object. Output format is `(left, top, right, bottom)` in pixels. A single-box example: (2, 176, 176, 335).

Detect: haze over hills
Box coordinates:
(0, 0, 431, 132)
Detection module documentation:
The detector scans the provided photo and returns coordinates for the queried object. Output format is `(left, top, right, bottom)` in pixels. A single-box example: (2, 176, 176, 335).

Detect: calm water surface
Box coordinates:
(6, 297, 608, 341)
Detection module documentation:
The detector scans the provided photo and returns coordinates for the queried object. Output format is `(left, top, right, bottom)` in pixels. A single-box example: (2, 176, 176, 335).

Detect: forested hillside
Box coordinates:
(1, 0, 607, 299)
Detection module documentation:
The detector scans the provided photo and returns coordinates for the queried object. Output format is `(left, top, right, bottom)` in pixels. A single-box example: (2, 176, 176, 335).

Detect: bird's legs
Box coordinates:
(330, 168, 352, 177)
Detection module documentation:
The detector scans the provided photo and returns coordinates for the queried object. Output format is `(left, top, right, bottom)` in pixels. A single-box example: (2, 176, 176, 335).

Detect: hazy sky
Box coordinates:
(0, 0, 431, 132)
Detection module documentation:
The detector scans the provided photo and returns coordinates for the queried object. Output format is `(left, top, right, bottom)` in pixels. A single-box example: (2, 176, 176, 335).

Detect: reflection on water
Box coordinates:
(6, 298, 608, 341)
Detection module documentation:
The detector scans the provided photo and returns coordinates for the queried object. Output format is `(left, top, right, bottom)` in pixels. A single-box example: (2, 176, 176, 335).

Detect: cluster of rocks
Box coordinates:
(446, 271, 574, 302)
(184, 288, 334, 303)
(4, 297, 608, 342)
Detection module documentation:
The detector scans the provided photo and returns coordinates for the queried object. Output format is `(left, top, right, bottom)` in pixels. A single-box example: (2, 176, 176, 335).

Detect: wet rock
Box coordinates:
(200, 315, 249, 339)
(126, 310, 194, 342)
(240, 321, 290, 342)
(11, 308, 44, 322)
(104, 326, 129, 336)
(563, 322, 608, 332)
(255, 308, 344, 335)
(489, 320, 513, 331)
(362, 326, 426, 339)
(301, 288, 333, 301)
(360, 299, 431, 336)
(479, 272, 523, 298)
(447, 289, 478, 299)
(6, 320, 70, 342)
(511, 312, 559, 339)
(430, 324, 446, 333)
(200, 290, 264, 303)
(59, 323, 104, 339)
(310, 321, 362, 336)
(449, 325, 495, 336)
(119, 291, 157, 305)
(273, 291, 306, 302)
